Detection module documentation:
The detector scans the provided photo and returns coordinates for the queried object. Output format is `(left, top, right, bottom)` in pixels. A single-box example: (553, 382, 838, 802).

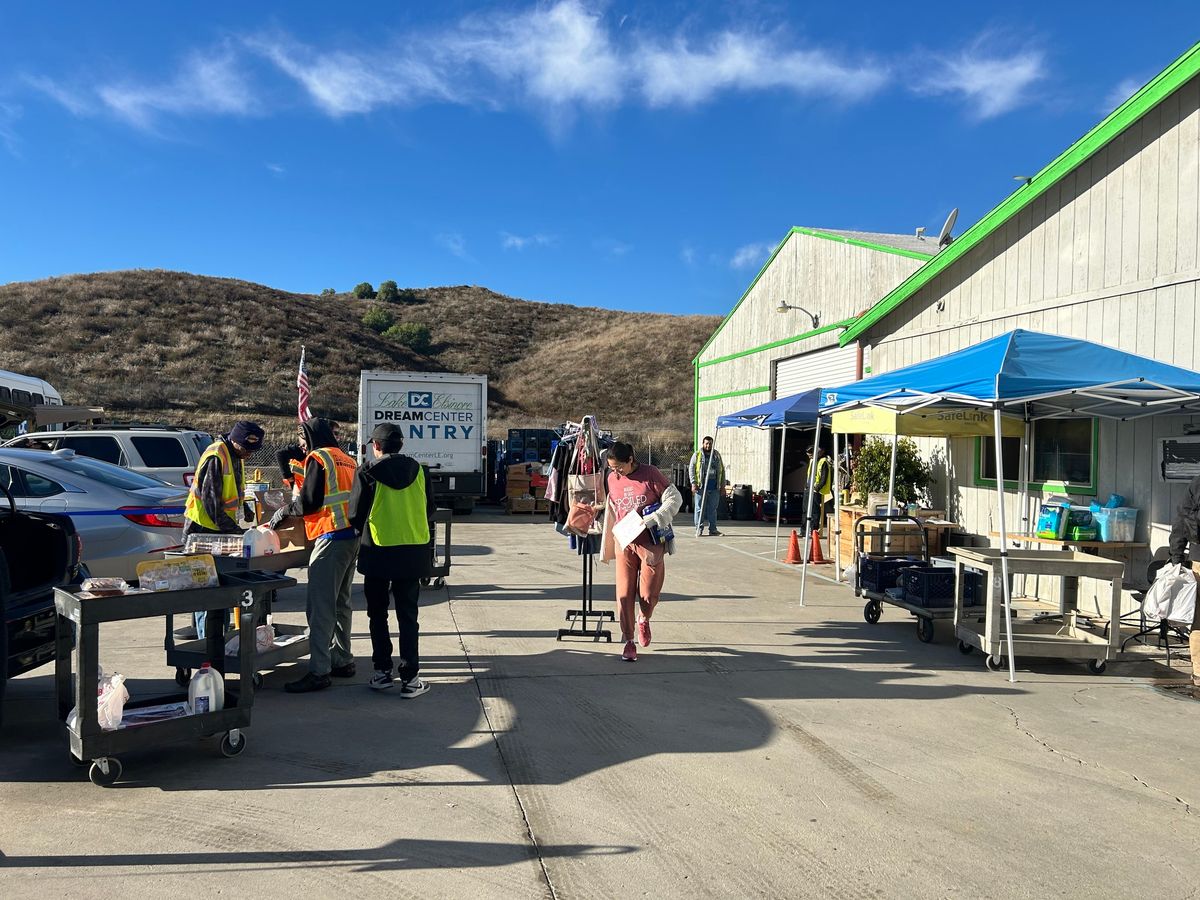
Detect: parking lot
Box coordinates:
(2, 512, 1198, 898)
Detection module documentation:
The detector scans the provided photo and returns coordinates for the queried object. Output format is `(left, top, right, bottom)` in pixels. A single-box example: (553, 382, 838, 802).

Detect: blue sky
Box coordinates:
(0, 2, 1196, 315)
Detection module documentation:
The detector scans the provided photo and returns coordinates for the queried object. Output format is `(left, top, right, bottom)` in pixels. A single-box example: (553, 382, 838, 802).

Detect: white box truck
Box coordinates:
(358, 371, 487, 514)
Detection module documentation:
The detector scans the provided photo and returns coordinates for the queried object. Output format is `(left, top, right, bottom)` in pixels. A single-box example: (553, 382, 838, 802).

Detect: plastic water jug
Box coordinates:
(188, 662, 225, 715)
(242, 525, 281, 558)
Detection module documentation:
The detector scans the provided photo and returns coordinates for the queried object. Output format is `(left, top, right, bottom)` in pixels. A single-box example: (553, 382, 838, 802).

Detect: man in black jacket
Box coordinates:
(348, 423, 435, 697)
(1168, 475, 1200, 564)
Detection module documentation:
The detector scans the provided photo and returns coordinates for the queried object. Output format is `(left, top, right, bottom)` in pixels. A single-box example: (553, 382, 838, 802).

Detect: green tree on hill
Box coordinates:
(362, 306, 395, 333)
(320, 287, 337, 297)
(378, 280, 399, 303)
(353, 281, 376, 299)
(383, 322, 432, 353)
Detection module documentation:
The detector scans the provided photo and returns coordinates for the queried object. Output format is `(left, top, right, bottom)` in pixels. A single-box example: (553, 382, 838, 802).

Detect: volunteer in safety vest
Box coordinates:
(348, 423, 435, 697)
(270, 417, 360, 694)
(806, 447, 833, 533)
(183, 420, 264, 639)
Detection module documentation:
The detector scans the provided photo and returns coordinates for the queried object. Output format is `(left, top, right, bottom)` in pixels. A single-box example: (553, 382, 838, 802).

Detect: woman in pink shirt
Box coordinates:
(601, 442, 683, 661)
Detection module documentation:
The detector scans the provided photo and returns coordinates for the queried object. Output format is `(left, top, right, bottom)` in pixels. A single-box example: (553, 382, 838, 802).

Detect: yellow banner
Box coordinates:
(829, 406, 1025, 437)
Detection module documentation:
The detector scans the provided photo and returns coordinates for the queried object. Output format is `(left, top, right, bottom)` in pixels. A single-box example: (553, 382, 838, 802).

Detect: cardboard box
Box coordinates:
(508, 497, 536, 513)
(534, 498, 549, 512)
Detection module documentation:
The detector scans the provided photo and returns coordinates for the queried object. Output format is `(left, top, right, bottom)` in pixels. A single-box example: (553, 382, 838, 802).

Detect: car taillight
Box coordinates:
(120, 507, 181, 528)
(183, 472, 195, 486)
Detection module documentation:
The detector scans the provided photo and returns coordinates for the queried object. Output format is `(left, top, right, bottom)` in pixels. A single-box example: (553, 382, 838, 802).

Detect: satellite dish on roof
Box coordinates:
(937, 208, 959, 248)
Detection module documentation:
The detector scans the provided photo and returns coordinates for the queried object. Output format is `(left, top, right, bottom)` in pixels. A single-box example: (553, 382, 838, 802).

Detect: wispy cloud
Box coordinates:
(0, 101, 22, 156)
(915, 35, 1045, 120)
(501, 231, 556, 250)
(594, 237, 632, 257)
(1102, 75, 1145, 114)
(436, 231, 471, 260)
(730, 242, 774, 270)
(22, 74, 90, 116)
(266, 162, 286, 176)
(680, 244, 696, 266)
(97, 49, 256, 128)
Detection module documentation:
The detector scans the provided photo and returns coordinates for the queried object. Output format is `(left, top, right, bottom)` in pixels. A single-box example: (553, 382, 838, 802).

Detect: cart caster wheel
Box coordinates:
(220, 731, 247, 758)
(420, 578, 430, 587)
(985, 655, 1004, 672)
(432, 577, 445, 590)
(251, 672, 264, 689)
(863, 600, 881, 624)
(556, 634, 562, 642)
(958, 640, 973, 655)
(916, 618, 935, 643)
(1087, 659, 1107, 675)
(69, 752, 87, 767)
(89, 757, 122, 786)
(175, 667, 192, 687)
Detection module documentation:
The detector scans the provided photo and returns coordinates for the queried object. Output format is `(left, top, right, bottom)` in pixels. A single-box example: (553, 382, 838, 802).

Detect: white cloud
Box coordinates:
(1102, 76, 1145, 114)
(594, 237, 632, 257)
(97, 49, 257, 128)
(680, 244, 696, 265)
(436, 231, 470, 259)
(916, 37, 1045, 120)
(501, 231, 556, 250)
(21, 74, 90, 116)
(730, 242, 774, 270)
(266, 162, 286, 175)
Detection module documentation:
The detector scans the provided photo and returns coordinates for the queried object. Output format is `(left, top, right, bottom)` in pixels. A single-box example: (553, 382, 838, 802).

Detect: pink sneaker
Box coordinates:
(636, 618, 652, 648)
(621, 640, 638, 662)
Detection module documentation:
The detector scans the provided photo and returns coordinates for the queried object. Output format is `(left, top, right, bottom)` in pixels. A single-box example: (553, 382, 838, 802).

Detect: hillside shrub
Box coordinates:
(320, 287, 336, 297)
(383, 322, 432, 353)
(362, 306, 395, 333)
(353, 281, 376, 299)
(398, 288, 421, 304)
(378, 280, 399, 303)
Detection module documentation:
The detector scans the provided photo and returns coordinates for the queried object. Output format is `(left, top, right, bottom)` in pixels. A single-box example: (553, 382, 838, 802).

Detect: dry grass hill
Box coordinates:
(0, 270, 720, 441)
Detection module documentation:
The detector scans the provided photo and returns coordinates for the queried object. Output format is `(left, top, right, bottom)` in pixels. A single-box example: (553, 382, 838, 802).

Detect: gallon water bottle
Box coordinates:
(188, 662, 225, 714)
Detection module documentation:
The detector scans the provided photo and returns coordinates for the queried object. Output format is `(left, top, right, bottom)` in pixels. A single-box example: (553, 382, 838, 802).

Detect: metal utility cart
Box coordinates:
(420, 508, 453, 590)
(855, 515, 936, 641)
(164, 548, 311, 688)
(950, 546, 1125, 674)
(54, 569, 295, 786)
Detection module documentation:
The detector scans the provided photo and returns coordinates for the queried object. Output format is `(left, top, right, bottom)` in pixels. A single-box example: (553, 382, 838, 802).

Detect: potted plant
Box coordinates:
(851, 437, 933, 507)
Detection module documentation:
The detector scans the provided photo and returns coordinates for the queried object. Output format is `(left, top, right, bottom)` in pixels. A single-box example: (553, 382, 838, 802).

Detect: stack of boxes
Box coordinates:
(505, 462, 550, 513)
(506, 428, 559, 466)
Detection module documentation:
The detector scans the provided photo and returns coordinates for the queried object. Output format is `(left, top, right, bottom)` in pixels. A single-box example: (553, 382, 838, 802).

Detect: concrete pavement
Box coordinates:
(1, 512, 1198, 898)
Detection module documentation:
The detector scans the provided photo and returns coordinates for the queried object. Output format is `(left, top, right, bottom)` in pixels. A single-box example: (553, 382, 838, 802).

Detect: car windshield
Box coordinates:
(37, 454, 174, 491)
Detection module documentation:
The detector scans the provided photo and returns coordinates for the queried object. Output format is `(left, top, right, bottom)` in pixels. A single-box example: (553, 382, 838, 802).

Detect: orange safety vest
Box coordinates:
(302, 446, 357, 539)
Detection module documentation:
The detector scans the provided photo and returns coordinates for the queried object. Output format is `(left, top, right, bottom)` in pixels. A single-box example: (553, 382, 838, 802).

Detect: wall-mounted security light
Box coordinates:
(776, 301, 820, 328)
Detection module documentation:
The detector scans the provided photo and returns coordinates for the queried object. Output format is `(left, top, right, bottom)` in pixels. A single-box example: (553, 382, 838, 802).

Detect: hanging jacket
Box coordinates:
(349, 451, 435, 579)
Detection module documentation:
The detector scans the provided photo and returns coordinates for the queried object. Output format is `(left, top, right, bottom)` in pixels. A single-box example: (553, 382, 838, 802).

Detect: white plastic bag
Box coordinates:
(842, 564, 857, 582)
(1143, 563, 1197, 624)
(97, 674, 129, 731)
(225, 624, 275, 655)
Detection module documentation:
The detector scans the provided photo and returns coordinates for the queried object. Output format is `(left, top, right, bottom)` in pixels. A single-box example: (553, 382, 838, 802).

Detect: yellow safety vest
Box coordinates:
(303, 447, 357, 539)
(184, 440, 242, 531)
(368, 467, 430, 547)
(808, 457, 832, 499)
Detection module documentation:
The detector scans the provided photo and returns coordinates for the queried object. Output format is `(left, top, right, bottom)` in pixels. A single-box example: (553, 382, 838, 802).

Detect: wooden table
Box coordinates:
(989, 532, 1146, 551)
(950, 547, 1125, 673)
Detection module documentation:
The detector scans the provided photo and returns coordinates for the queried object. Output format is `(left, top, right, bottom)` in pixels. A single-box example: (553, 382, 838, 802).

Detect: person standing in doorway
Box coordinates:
(348, 423, 435, 698)
(688, 435, 725, 536)
(271, 417, 360, 694)
(602, 442, 683, 662)
(806, 447, 833, 536)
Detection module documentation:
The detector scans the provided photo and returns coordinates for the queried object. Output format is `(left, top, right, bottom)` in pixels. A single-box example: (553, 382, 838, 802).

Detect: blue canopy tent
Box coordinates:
(711, 389, 824, 562)
(802, 328, 1200, 680)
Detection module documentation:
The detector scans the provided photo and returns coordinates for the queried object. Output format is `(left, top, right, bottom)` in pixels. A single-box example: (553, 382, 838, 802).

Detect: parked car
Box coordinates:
(0, 448, 187, 580)
(1, 480, 80, 729)
(3, 425, 214, 487)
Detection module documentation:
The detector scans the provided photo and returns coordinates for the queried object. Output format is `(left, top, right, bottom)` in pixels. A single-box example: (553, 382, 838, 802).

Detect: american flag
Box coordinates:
(297, 346, 312, 423)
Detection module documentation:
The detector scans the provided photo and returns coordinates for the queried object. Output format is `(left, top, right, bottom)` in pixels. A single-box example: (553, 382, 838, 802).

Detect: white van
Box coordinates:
(0, 370, 63, 429)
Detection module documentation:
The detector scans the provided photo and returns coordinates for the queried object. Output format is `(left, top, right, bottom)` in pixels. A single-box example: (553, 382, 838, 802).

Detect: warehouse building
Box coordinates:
(692, 227, 934, 490)
(843, 39, 1200, 567)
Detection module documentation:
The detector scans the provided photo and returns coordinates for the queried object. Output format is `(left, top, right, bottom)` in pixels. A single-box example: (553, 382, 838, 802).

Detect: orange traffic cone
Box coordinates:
(809, 528, 831, 564)
(784, 529, 803, 564)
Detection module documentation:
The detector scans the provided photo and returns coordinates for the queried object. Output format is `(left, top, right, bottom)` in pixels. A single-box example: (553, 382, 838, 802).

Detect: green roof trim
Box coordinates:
(693, 226, 935, 364)
(698, 317, 859, 368)
(840, 39, 1200, 346)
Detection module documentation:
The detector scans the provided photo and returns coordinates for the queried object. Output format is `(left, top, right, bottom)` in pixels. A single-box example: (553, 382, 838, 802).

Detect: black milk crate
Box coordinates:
(899, 567, 957, 608)
(859, 556, 921, 593)
(961, 568, 985, 606)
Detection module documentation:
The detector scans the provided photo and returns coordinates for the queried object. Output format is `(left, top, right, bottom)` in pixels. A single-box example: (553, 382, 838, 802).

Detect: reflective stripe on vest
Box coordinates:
(368, 466, 430, 547)
(288, 458, 305, 489)
(303, 446, 356, 539)
(184, 440, 242, 530)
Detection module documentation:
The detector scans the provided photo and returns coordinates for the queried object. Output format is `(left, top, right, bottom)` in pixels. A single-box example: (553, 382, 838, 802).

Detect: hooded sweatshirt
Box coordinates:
(282, 417, 356, 540)
(348, 451, 435, 579)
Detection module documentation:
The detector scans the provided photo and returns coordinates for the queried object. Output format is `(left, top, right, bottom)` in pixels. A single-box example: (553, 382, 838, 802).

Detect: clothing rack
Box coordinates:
(557, 544, 613, 642)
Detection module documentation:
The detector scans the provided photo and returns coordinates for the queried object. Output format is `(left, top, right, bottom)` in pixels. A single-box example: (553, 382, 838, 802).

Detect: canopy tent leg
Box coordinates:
(832, 430, 842, 581)
(993, 407, 1018, 683)
(774, 425, 788, 559)
(1017, 416, 1032, 597)
(798, 418, 823, 607)
(885, 432, 898, 548)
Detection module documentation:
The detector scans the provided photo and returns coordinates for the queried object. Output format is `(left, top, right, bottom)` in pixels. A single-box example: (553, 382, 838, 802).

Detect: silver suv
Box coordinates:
(3, 426, 213, 487)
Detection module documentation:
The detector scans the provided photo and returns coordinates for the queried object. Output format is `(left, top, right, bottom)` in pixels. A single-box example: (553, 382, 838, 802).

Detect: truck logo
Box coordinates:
(409, 392, 432, 408)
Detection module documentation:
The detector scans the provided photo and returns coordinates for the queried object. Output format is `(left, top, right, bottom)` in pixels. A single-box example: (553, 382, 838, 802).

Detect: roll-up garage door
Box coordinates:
(773, 342, 859, 398)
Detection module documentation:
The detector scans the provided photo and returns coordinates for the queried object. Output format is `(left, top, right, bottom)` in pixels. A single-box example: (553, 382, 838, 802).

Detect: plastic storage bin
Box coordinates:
(859, 556, 920, 593)
(898, 567, 957, 608)
(1094, 507, 1138, 542)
